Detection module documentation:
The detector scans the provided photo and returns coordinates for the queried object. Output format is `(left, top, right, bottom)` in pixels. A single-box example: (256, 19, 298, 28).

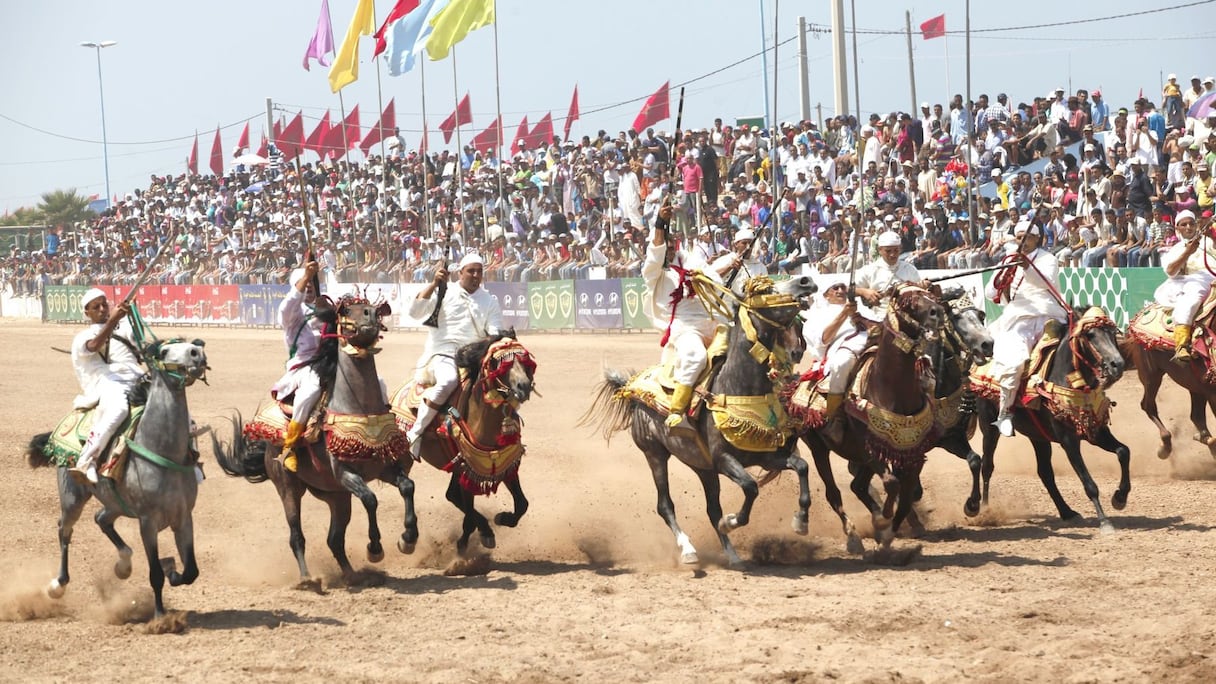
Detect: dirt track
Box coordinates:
(3, 319, 1216, 683)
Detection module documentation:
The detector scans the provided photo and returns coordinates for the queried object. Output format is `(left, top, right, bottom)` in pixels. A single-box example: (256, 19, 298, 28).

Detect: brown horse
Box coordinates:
(390, 332, 537, 554)
(790, 284, 946, 551)
(214, 294, 418, 585)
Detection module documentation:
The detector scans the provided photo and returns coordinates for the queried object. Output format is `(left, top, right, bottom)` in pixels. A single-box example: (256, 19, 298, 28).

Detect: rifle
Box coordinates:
(293, 159, 322, 297)
(422, 235, 455, 328)
(845, 216, 861, 303)
(656, 87, 687, 249)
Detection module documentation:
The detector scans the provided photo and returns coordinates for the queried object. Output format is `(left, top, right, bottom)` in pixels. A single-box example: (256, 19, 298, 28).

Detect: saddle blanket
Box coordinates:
(614, 363, 708, 419)
(44, 405, 145, 479)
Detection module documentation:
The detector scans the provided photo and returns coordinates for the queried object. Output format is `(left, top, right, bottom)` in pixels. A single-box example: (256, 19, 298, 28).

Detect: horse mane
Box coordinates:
(301, 304, 340, 391)
(455, 328, 518, 382)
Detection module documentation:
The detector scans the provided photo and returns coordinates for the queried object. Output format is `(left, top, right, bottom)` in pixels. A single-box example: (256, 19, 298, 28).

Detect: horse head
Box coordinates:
(336, 293, 391, 351)
(458, 331, 538, 408)
(145, 338, 210, 387)
(738, 275, 807, 366)
(939, 287, 993, 365)
(888, 283, 946, 345)
(1069, 306, 1125, 389)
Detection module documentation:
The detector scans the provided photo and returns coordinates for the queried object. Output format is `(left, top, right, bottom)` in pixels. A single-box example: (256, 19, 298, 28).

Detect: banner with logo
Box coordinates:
(485, 282, 530, 331)
(239, 284, 290, 326)
(575, 280, 623, 329)
(620, 278, 652, 330)
(527, 281, 575, 330)
(42, 285, 91, 322)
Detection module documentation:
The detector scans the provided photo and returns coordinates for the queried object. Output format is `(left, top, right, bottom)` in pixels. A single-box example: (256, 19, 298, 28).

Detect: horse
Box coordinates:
(26, 338, 210, 618)
(582, 275, 816, 568)
(214, 293, 418, 584)
(788, 284, 947, 550)
(389, 331, 537, 554)
(1121, 303, 1216, 460)
(971, 306, 1128, 532)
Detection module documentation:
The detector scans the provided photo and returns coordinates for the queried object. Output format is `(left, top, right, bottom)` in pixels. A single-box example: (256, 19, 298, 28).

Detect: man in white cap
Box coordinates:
(270, 260, 331, 472)
(406, 251, 502, 458)
(802, 280, 868, 441)
(713, 226, 761, 296)
(1152, 210, 1213, 363)
(70, 288, 141, 483)
(853, 230, 921, 316)
(643, 205, 736, 433)
(984, 220, 1067, 436)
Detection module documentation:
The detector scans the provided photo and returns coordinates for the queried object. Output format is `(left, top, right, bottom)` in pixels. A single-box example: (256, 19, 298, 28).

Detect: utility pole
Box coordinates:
(265, 98, 274, 145)
(905, 11, 917, 115)
(816, 102, 823, 128)
(797, 16, 811, 121)
(830, 0, 848, 118)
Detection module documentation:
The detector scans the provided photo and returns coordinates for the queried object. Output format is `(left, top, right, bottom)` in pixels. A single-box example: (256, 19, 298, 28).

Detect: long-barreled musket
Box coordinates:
(293, 159, 322, 296)
(121, 236, 171, 306)
(658, 87, 688, 249)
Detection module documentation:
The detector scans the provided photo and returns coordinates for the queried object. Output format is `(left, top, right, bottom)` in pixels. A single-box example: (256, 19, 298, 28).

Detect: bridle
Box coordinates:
(145, 338, 209, 388)
(475, 339, 537, 410)
(330, 294, 388, 355)
(1068, 307, 1119, 389)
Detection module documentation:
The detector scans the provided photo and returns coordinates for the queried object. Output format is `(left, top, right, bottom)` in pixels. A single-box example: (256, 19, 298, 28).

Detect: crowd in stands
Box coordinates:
(5, 72, 1216, 297)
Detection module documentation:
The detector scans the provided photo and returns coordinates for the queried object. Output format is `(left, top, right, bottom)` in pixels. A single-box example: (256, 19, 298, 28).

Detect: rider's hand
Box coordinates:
(658, 204, 674, 221)
(111, 301, 131, 321)
(434, 265, 449, 284)
(304, 261, 320, 278)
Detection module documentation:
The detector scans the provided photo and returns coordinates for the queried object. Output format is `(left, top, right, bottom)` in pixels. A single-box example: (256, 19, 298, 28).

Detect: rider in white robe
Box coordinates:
(1153, 210, 1215, 363)
(71, 288, 140, 484)
(270, 262, 327, 472)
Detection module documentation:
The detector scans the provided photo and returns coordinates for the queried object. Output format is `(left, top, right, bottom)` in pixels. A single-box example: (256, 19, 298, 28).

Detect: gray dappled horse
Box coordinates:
(583, 275, 817, 568)
(27, 339, 209, 618)
(215, 294, 418, 585)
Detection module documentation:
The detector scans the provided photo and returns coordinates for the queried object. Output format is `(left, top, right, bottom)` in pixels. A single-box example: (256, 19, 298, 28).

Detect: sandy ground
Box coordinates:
(3, 318, 1216, 683)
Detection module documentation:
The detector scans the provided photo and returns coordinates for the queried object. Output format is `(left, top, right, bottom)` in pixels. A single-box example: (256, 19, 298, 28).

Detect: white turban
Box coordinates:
(733, 228, 755, 243)
(458, 252, 484, 271)
(876, 231, 902, 248)
(81, 288, 107, 311)
(1175, 209, 1197, 224)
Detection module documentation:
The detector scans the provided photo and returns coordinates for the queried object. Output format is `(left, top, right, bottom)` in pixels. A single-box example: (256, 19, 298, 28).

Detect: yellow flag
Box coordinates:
(426, 0, 494, 61)
(328, 0, 377, 93)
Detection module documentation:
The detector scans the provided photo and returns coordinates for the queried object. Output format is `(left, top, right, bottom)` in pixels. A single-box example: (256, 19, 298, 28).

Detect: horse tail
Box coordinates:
(211, 412, 270, 484)
(26, 433, 52, 469)
(577, 367, 634, 443)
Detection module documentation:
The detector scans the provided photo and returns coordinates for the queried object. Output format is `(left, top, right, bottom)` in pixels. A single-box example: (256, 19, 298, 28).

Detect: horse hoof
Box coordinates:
(679, 551, 700, 565)
(963, 499, 981, 518)
(480, 535, 496, 550)
(493, 512, 518, 528)
(716, 514, 740, 535)
(1099, 521, 1117, 536)
(846, 536, 865, 555)
(1112, 492, 1128, 511)
(792, 516, 809, 536)
(46, 579, 65, 600)
(397, 538, 416, 555)
(875, 526, 895, 545)
(115, 550, 133, 580)
(367, 547, 385, 564)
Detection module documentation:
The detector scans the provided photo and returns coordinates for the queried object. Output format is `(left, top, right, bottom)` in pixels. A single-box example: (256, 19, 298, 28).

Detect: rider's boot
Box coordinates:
(994, 386, 1016, 437)
(72, 431, 103, 485)
(821, 393, 845, 443)
(1172, 324, 1194, 365)
(280, 420, 305, 472)
(407, 403, 439, 462)
(665, 383, 696, 435)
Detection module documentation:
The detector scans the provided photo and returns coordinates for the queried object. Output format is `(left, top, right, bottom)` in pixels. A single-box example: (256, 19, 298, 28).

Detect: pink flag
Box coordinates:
(564, 85, 580, 141)
(632, 81, 670, 132)
(303, 0, 336, 70)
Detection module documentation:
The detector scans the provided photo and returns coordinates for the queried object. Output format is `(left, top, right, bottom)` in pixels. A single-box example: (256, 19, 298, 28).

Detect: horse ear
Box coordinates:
(505, 327, 517, 340)
(376, 301, 392, 318)
(192, 338, 205, 347)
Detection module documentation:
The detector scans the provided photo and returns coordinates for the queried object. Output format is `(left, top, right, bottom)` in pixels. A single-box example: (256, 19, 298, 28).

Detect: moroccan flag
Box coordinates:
(510, 115, 529, 153)
(631, 81, 670, 132)
(374, 0, 420, 57)
(273, 118, 283, 144)
(564, 85, 580, 141)
(306, 111, 331, 156)
(342, 105, 362, 150)
(328, 0, 376, 93)
(209, 126, 224, 176)
(528, 112, 554, 148)
(187, 132, 198, 174)
(470, 116, 503, 154)
(361, 99, 397, 155)
(236, 121, 250, 153)
(256, 132, 267, 158)
(278, 112, 306, 161)
(426, 0, 494, 61)
(303, 0, 336, 70)
(920, 14, 946, 40)
(439, 92, 472, 143)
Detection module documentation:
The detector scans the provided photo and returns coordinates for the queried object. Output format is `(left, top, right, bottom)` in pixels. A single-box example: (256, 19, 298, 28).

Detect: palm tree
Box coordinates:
(37, 189, 92, 229)
(0, 206, 42, 228)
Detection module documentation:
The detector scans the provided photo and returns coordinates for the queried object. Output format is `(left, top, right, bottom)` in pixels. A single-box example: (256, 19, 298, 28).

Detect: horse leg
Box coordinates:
(48, 470, 91, 598)
(166, 515, 199, 586)
(851, 466, 894, 546)
(493, 475, 529, 528)
(321, 492, 356, 578)
(891, 466, 924, 536)
(641, 448, 698, 564)
(1138, 366, 1172, 459)
(1058, 434, 1114, 534)
(395, 469, 418, 555)
(1190, 390, 1213, 449)
(270, 466, 312, 581)
(694, 469, 743, 569)
(1031, 438, 1080, 522)
(786, 452, 811, 536)
(806, 436, 863, 554)
(1091, 427, 1132, 511)
(941, 428, 984, 517)
(337, 469, 383, 563)
(446, 474, 494, 553)
(714, 456, 760, 534)
(95, 507, 133, 580)
(1197, 392, 1216, 456)
(978, 417, 1001, 506)
(138, 516, 167, 618)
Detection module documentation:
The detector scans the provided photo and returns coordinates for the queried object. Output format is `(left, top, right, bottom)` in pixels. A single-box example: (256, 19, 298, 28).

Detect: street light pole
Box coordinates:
(80, 40, 117, 209)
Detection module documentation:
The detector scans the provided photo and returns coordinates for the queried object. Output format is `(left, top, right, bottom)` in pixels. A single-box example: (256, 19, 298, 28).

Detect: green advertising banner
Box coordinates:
(526, 281, 575, 330)
(1121, 269, 1160, 323)
(982, 267, 1163, 328)
(43, 285, 90, 322)
(620, 278, 652, 330)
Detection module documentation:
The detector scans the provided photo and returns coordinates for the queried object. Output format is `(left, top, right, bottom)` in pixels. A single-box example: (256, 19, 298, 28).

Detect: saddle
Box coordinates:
(613, 324, 730, 426)
(1129, 287, 1216, 375)
(244, 396, 407, 465)
(43, 405, 146, 480)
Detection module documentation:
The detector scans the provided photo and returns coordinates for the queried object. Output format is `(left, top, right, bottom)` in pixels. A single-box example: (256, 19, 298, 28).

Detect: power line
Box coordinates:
(0, 112, 260, 146)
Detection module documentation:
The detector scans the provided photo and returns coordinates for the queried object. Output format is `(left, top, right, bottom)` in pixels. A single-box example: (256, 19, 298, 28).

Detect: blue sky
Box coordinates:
(1, 0, 1209, 210)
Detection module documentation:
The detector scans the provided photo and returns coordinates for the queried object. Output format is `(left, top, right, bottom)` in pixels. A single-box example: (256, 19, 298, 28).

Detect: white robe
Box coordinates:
(617, 172, 644, 227)
(984, 248, 1068, 388)
(1154, 236, 1216, 325)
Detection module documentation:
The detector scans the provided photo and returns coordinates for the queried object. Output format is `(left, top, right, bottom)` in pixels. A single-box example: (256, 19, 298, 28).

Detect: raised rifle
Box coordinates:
(422, 236, 455, 328)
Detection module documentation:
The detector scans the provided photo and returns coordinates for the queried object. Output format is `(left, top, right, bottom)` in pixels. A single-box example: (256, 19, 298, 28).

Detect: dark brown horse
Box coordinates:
(791, 285, 946, 551)
(214, 294, 418, 585)
(390, 333, 537, 554)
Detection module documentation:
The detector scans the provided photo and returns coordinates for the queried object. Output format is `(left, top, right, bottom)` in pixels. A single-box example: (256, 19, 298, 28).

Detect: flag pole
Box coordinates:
(965, 0, 974, 246)
(420, 57, 434, 241)
(374, 58, 386, 246)
(451, 47, 465, 248)
(771, 0, 782, 239)
(324, 0, 350, 162)
(492, 0, 506, 229)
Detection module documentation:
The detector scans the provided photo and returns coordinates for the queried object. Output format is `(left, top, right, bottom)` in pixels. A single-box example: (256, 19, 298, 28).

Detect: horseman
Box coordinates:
(712, 227, 760, 297)
(70, 288, 143, 484)
(643, 204, 738, 433)
(406, 253, 503, 459)
(802, 281, 869, 441)
(984, 221, 1068, 437)
(271, 261, 333, 473)
(1152, 210, 1215, 364)
(854, 231, 922, 315)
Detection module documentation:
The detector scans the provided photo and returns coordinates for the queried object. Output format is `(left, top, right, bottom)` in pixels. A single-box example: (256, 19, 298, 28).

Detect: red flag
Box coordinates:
(187, 132, 198, 174)
(343, 105, 362, 150)
(237, 121, 250, 153)
(439, 93, 472, 143)
(510, 115, 529, 154)
(564, 85, 580, 141)
(306, 111, 331, 156)
(278, 112, 306, 161)
(470, 116, 503, 154)
(919, 14, 946, 40)
(361, 98, 396, 155)
(374, 0, 420, 57)
(209, 126, 224, 176)
(631, 81, 670, 132)
(528, 112, 554, 148)
(256, 132, 268, 158)
(273, 117, 284, 148)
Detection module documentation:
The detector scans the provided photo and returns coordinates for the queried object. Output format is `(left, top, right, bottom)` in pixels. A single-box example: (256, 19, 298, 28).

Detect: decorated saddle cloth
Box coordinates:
(44, 406, 145, 480)
(1129, 288, 1216, 362)
(612, 324, 731, 421)
(844, 353, 938, 469)
(243, 400, 325, 445)
(245, 398, 406, 464)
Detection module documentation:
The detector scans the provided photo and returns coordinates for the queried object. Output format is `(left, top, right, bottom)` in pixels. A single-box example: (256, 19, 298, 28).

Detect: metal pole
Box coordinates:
(265, 97, 274, 145)
(451, 48, 465, 244)
(492, 0, 506, 225)
(797, 16, 811, 122)
(759, 0, 772, 130)
(965, 0, 975, 245)
(772, 0, 782, 238)
(849, 0, 860, 123)
(324, 0, 350, 161)
(421, 58, 434, 240)
(830, 0, 848, 117)
(906, 11, 917, 116)
(374, 58, 385, 246)
(81, 42, 116, 208)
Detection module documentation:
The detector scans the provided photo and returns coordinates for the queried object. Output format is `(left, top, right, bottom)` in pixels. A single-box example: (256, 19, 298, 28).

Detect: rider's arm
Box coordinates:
(86, 301, 130, 354)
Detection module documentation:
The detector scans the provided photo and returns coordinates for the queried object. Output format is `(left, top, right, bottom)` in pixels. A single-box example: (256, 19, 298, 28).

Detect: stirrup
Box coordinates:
(280, 445, 299, 473)
(1171, 348, 1193, 365)
(665, 412, 696, 435)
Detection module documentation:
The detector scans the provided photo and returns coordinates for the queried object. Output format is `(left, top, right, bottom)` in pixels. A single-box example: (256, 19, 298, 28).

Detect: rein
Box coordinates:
(1067, 308, 1118, 389)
